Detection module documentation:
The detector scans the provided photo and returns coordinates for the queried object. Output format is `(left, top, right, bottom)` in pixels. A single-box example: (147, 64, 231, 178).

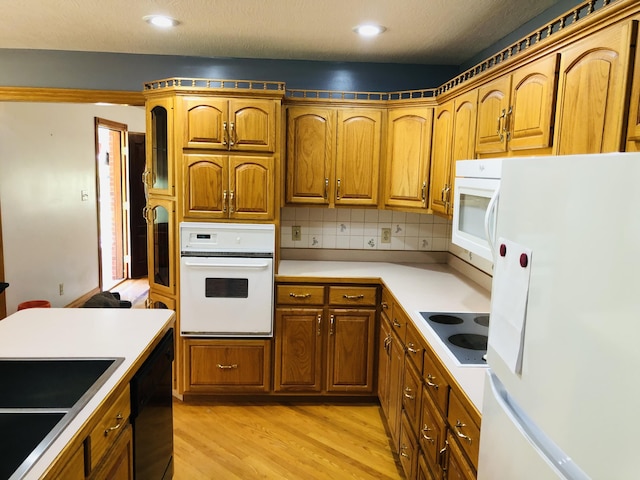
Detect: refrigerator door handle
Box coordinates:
(487, 372, 590, 480)
(484, 185, 500, 260)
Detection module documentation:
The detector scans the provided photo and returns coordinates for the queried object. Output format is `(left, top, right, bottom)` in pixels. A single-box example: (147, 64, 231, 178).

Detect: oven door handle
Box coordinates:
(183, 261, 270, 269)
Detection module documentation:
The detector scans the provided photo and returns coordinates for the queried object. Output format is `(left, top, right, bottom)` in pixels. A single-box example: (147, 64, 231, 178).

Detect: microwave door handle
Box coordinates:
(484, 185, 500, 260)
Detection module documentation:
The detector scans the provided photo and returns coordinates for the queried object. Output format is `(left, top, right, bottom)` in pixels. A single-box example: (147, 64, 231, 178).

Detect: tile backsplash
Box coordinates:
(281, 207, 451, 251)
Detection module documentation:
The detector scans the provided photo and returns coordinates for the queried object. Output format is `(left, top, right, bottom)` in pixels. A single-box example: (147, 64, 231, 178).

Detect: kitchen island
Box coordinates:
(0, 307, 175, 480)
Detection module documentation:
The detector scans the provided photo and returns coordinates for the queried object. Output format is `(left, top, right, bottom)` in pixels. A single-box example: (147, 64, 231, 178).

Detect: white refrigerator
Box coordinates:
(477, 153, 640, 479)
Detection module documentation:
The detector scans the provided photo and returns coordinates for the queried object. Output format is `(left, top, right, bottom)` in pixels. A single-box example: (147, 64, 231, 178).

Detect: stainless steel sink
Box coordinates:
(0, 357, 124, 479)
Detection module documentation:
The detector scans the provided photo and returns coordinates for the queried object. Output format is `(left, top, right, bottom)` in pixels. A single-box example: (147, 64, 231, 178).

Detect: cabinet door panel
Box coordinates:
(335, 109, 382, 206)
(182, 98, 228, 150)
(286, 107, 335, 204)
(145, 97, 174, 197)
(385, 108, 433, 209)
(509, 55, 559, 151)
(554, 22, 635, 154)
(274, 308, 323, 392)
(326, 309, 375, 392)
(429, 102, 454, 216)
(229, 156, 274, 220)
(183, 154, 227, 218)
(476, 76, 511, 154)
(145, 198, 175, 295)
(230, 99, 277, 152)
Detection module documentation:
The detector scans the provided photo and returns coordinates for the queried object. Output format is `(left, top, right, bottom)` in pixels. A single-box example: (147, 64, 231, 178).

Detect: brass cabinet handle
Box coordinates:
(222, 121, 228, 146)
(289, 293, 311, 299)
(498, 108, 506, 142)
(336, 178, 341, 199)
(381, 301, 389, 310)
(229, 190, 235, 214)
(425, 373, 439, 389)
(317, 314, 322, 336)
(104, 413, 124, 436)
(421, 425, 435, 443)
(324, 178, 329, 199)
(454, 420, 473, 444)
(384, 335, 392, 351)
(407, 342, 420, 354)
(342, 294, 364, 300)
(505, 106, 513, 141)
(217, 363, 238, 369)
(392, 319, 402, 328)
(403, 386, 415, 400)
(222, 190, 228, 213)
(400, 444, 410, 459)
(229, 121, 236, 147)
(422, 181, 427, 205)
(330, 315, 335, 335)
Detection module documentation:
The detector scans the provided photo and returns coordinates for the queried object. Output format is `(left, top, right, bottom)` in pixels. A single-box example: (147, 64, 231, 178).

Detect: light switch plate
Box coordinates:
(292, 225, 301, 241)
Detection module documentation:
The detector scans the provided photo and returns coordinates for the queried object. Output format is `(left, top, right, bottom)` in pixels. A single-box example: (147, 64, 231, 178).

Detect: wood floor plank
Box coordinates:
(172, 400, 404, 479)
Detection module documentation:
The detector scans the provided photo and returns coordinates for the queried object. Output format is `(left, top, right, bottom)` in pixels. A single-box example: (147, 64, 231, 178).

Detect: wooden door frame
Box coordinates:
(95, 117, 129, 291)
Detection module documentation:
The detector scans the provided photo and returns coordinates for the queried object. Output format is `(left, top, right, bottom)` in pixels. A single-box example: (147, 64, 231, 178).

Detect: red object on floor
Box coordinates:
(17, 300, 51, 310)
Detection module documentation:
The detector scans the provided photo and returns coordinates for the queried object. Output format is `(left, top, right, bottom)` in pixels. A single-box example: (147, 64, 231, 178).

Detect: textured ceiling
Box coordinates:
(1, 0, 565, 64)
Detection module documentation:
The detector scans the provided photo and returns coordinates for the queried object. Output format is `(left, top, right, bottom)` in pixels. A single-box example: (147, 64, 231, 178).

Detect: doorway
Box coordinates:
(95, 119, 147, 292)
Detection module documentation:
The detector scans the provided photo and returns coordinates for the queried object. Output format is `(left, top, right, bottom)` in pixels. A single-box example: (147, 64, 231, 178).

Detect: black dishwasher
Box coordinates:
(130, 328, 174, 480)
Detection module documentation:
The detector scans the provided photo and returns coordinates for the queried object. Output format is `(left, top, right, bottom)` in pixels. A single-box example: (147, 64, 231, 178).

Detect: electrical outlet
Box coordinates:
(381, 228, 391, 243)
(59, 283, 64, 296)
(292, 225, 302, 241)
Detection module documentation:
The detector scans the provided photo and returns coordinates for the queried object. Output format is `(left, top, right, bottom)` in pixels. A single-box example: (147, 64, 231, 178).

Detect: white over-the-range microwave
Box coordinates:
(452, 159, 502, 262)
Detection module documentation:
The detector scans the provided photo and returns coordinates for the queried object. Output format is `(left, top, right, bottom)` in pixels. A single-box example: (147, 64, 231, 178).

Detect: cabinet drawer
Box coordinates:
(399, 412, 418, 480)
(276, 284, 325, 305)
(447, 390, 481, 470)
(405, 321, 424, 372)
(423, 349, 449, 414)
(402, 358, 422, 432)
(419, 384, 446, 474)
(187, 340, 271, 392)
(380, 288, 393, 321)
(328, 286, 377, 306)
(86, 384, 131, 474)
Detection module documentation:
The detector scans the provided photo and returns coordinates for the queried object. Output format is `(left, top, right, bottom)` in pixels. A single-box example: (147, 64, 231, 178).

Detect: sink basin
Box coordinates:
(0, 357, 124, 479)
(0, 412, 66, 480)
(0, 358, 120, 408)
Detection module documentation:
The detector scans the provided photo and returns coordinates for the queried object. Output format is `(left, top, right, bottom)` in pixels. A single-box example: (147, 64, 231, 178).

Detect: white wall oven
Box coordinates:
(179, 222, 275, 337)
(452, 159, 502, 261)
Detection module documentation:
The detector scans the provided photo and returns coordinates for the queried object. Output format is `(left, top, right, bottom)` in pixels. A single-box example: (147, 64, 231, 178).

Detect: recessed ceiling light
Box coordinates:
(143, 15, 179, 28)
(353, 24, 386, 37)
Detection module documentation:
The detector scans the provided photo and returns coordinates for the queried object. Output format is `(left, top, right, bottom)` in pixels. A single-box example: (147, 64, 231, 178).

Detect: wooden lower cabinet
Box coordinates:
(418, 451, 439, 480)
(184, 339, 271, 393)
(89, 424, 134, 480)
(399, 413, 419, 480)
(420, 385, 446, 479)
(445, 432, 476, 480)
(274, 283, 378, 395)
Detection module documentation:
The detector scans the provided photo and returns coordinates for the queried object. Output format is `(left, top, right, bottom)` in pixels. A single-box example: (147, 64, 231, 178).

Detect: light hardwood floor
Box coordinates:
(172, 399, 405, 480)
(114, 279, 403, 478)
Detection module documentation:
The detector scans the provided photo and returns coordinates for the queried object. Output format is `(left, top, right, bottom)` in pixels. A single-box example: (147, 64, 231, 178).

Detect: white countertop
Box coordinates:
(277, 260, 492, 412)
(0, 307, 175, 480)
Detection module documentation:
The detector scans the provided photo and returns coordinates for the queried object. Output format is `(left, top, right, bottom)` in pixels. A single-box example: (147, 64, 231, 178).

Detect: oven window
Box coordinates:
(205, 278, 249, 298)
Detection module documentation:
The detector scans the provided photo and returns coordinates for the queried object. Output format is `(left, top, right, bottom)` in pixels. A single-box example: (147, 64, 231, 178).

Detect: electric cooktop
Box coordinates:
(419, 312, 489, 366)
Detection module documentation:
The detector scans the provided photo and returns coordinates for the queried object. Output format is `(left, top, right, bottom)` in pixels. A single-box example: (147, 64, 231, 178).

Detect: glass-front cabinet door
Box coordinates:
(145, 198, 175, 295)
(144, 97, 174, 197)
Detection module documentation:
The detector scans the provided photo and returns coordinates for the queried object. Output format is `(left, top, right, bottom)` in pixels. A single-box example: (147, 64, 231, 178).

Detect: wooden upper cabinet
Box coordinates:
(384, 107, 434, 210)
(430, 90, 478, 217)
(286, 106, 335, 205)
(476, 54, 558, 155)
(182, 97, 277, 152)
(285, 106, 382, 207)
(144, 96, 175, 197)
(335, 109, 382, 206)
(626, 22, 640, 151)
(229, 155, 274, 220)
(183, 154, 274, 220)
(429, 101, 454, 216)
(554, 21, 636, 155)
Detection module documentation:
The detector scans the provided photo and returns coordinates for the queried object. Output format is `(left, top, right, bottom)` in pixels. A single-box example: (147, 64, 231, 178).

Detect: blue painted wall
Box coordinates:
(0, 49, 458, 92)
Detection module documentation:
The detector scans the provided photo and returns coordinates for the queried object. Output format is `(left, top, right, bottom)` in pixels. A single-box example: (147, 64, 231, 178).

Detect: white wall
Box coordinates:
(0, 102, 145, 314)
